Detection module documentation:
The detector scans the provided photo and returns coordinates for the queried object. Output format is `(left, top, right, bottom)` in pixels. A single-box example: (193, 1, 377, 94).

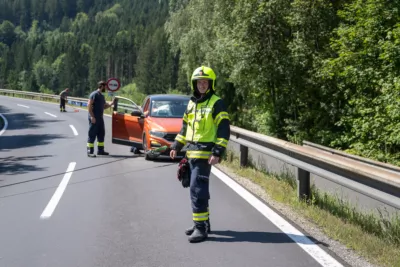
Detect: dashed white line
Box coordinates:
(0, 113, 8, 136)
(17, 104, 29, 108)
(69, 125, 78, 136)
(211, 167, 344, 267)
(44, 112, 57, 118)
(40, 162, 76, 219)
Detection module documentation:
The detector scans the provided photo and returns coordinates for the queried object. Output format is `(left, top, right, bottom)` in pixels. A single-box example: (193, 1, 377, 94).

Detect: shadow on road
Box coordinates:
(0, 105, 11, 115)
(0, 134, 66, 151)
(0, 155, 52, 176)
(208, 230, 329, 246)
(1, 112, 61, 131)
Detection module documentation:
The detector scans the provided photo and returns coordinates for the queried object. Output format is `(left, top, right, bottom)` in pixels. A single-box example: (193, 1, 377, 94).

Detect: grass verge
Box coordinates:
(220, 151, 400, 267)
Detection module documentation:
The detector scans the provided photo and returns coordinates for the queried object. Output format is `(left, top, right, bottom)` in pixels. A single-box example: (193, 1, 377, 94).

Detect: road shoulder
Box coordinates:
(214, 164, 378, 267)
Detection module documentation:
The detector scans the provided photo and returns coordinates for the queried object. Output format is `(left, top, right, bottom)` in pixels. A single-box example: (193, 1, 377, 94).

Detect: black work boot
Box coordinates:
(185, 225, 195, 236)
(188, 227, 208, 243)
(87, 147, 95, 157)
(185, 220, 211, 235)
(97, 148, 109, 155)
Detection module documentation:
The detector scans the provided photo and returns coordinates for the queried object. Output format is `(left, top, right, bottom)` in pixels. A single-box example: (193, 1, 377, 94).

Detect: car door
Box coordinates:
(112, 96, 145, 148)
(142, 97, 151, 117)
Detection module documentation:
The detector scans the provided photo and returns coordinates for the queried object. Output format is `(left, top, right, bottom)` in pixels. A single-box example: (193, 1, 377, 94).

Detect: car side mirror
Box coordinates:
(131, 110, 143, 117)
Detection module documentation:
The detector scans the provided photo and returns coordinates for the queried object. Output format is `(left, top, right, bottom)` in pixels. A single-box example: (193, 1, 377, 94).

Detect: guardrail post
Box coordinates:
(240, 145, 248, 167)
(297, 168, 310, 201)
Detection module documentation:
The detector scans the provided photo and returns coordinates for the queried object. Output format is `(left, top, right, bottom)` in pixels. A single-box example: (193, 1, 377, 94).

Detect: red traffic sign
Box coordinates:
(106, 78, 121, 92)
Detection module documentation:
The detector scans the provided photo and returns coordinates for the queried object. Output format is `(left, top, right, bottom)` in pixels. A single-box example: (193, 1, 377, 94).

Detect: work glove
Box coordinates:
(177, 158, 191, 188)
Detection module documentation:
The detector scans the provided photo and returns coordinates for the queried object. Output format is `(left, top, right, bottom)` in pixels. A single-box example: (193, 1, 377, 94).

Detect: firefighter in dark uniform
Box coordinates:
(59, 88, 69, 112)
(87, 81, 114, 156)
(170, 66, 230, 243)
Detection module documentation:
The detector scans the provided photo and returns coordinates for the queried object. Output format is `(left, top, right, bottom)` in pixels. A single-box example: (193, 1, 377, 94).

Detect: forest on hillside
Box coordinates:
(1, 0, 400, 165)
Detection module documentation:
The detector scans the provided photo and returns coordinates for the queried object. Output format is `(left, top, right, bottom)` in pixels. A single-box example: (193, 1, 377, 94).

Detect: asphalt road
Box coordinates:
(0, 96, 347, 267)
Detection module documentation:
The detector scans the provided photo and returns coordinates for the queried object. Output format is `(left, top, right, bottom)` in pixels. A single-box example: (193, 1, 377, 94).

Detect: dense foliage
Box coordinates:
(1, 0, 399, 165)
(0, 0, 172, 99)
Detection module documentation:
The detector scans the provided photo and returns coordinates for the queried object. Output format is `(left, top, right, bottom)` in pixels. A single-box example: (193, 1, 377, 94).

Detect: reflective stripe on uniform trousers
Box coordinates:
(193, 211, 209, 221)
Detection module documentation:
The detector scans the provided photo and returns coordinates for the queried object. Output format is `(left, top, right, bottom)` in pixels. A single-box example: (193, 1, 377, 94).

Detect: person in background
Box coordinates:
(59, 88, 69, 112)
(87, 81, 114, 156)
(170, 66, 230, 243)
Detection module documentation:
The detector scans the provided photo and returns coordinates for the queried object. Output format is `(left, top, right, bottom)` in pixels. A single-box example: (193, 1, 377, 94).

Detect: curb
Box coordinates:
(0, 113, 8, 136)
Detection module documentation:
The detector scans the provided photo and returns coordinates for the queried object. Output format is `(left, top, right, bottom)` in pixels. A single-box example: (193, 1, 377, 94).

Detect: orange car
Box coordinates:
(111, 94, 190, 160)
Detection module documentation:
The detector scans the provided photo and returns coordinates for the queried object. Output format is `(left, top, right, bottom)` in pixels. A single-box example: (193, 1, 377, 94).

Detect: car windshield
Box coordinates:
(150, 99, 189, 118)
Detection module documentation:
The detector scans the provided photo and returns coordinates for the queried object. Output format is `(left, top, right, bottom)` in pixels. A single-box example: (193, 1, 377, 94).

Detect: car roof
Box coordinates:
(148, 94, 191, 101)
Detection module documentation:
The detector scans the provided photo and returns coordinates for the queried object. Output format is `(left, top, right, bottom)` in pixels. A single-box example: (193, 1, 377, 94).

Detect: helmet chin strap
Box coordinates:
(194, 88, 210, 100)
(194, 88, 202, 99)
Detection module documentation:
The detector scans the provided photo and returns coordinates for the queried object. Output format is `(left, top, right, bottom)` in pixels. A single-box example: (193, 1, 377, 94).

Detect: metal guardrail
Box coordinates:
(1, 88, 400, 211)
(0, 88, 89, 106)
(0, 89, 137, 112)
(230, 126, 400, 210)
(303, 140, 400, 174)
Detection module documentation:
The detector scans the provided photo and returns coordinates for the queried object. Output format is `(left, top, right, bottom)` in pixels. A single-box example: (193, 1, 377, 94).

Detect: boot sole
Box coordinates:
(189, 237, 207, 243)
(185, 229, 211, 235)
(188, 233, 208, 243)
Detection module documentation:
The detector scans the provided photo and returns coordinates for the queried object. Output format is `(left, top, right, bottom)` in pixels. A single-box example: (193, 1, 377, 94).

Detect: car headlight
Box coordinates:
(149, 130, 166, 138)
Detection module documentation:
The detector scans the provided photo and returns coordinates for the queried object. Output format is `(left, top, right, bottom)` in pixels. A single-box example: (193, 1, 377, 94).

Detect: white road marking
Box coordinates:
(69, 125, 78, 136)
(211, 167, 344, 267)
(0, 113, 8, 136)
(40, 162, 76, 219)
(17, 104, 29, 108)
(44, 112, 57, 118)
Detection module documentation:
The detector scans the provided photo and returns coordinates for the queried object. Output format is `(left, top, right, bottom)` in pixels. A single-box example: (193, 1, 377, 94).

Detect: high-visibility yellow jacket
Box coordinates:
(171, 91, 230, 159)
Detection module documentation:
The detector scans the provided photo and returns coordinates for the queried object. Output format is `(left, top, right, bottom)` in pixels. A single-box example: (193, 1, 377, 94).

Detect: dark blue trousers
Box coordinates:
(60, 98, 66, 111)
(189, 158, 211, 229)
(87, 117, 105, 152)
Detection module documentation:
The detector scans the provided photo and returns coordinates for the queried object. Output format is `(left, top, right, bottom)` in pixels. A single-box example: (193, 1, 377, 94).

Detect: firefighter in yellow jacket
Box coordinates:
(170, 66, 230, 243)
